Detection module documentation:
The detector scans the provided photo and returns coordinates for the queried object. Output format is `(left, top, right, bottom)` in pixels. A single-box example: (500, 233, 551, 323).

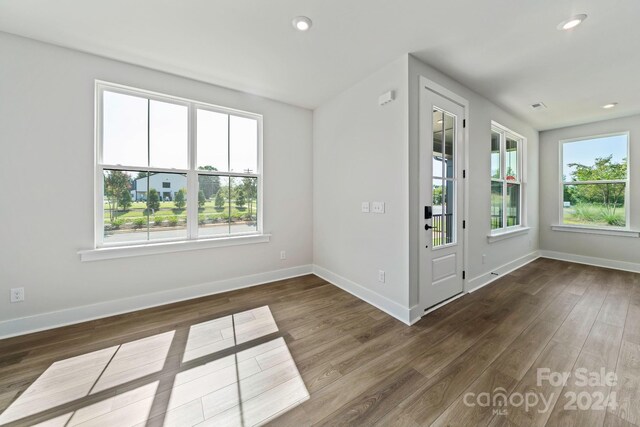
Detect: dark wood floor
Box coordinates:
(1, 258, 639, 426)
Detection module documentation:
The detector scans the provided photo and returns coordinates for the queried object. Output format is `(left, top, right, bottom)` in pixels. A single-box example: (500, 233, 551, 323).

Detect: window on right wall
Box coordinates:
(561, 133, 629, 228)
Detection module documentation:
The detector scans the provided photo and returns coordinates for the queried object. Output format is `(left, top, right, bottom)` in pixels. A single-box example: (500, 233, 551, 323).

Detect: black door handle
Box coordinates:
(425, 224, 433, 230)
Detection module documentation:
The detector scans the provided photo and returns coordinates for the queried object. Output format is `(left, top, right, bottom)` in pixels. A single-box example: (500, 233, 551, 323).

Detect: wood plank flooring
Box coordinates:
(0, 258, 639, 426)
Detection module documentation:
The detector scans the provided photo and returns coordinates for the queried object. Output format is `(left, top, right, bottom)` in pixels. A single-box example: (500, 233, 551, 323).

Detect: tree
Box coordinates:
(104, 170, 131, 221)
(432, 185, 443, 206)
(568, 155, 627, 216)
(235, 189, 246, 209)
(135, 171, 149, 180)
(174, 188, 187, 209)
(198, 190, 206, 209)
(215, 188, 226, 210)
(118, 189, 132, 211)
(197, 166, 221, 199)
(147, 189, 160, 212)
(242, 178, 258, 217)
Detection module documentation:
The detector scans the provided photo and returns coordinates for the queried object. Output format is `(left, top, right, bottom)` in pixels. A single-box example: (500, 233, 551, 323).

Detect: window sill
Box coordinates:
(79, 234, 271, 262)
(487, 227, 530, 243)
(551, 225, 639, 238)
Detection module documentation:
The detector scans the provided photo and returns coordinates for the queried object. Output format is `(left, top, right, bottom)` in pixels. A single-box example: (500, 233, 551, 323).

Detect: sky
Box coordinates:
(102, 91, 257, 173)
(562, 134, 627, 180)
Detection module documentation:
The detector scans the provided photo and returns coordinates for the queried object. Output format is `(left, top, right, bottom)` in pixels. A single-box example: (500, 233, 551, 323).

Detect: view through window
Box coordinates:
(98, 84, 262, 246)
(561, 133, 629, 228)
(491, 123, 524, 231)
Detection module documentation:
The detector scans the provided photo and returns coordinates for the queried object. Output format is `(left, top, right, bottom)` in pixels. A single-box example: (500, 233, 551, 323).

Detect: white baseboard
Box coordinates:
(466, 251, 540, 293)
(0, 265, 313, 340)
(539, 250, 640, 273)
(312, 265, 412, 325)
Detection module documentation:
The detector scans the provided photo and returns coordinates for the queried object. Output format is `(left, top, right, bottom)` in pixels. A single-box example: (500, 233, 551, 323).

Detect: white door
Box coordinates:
(419, 87, 465, 312)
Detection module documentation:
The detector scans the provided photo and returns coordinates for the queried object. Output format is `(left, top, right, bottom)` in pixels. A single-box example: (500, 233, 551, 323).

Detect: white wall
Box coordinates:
(408, 55, 540, 308)
(0, 33, 313, 335)
(539, 115, 640, 267)
(313, 56, 411, 320)
(313, 54, 539, 323)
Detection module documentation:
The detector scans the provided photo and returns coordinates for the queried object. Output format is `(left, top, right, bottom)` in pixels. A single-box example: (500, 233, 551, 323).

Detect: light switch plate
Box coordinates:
(372, 201, 385, 214)
(361, 202, 370, 213)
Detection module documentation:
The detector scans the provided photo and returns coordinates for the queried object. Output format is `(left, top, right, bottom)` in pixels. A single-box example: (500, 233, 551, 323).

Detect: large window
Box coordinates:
(561, 133, 629, 228)
(491, 123, 524, 232)
(97, 83, 262, 247)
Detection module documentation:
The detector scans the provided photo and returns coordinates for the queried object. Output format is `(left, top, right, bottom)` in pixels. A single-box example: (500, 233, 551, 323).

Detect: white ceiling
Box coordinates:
(1, 0, 639, 130)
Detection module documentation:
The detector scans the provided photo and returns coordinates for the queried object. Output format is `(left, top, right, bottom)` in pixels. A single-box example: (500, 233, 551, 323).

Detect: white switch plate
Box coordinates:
(372, 201, 385, 214)
(10, 287, 24, 303)
(280, 250, 286, 260)
(378, 270, 386, 283)
(361, 202, 370, 213)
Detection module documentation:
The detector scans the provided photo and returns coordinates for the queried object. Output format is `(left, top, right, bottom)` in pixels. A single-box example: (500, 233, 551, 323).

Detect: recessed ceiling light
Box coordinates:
(603, 103, 618, 109)
(292, 16, 312, 31)
(558, 14, 587, 31)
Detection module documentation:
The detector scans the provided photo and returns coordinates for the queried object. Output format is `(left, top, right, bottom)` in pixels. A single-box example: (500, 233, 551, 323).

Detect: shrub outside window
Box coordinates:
(96, 82, 262, 247)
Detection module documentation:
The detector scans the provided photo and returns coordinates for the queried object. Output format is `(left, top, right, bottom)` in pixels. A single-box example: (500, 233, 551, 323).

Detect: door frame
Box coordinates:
(418, 76, 470, 315)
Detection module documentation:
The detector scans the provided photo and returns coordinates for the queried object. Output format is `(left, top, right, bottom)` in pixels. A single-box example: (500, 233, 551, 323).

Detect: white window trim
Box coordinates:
(489, 121, 527, 238)
(88, 81, 265, 256)
(557, 131, 632, 233)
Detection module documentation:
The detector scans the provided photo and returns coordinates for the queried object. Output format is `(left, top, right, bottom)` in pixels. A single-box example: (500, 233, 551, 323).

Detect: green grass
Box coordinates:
(563, 203, 625, 227)
(104, 200, 257, 222)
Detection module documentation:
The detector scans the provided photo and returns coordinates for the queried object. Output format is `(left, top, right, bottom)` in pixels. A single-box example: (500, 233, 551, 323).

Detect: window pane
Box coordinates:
(491, 130, 501, 179)
(432, 109, 444, 178)
(103, 91, 148, 167)
(103, 170, 147, 244)
(199, 176, 230, 237)
(444, 112, 455, 178)
(563, 183, 626, 227)
(149, 100, 188, 169)
(432, 179, 443, 247)
(148, 173, 188, 240)
(229, 116, 258, 173)
(197, 109, 229, 172)
(491, 181, 503, 230)
(506, 183, 520, 227)
(231, 177, 258, 234)
(443, 179, 455, 244)
(506, 136, 519, 181)
(562, 134, 628, 182)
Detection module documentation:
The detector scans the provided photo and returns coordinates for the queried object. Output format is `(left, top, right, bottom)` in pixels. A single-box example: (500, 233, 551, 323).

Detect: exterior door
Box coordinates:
(419, 87, 465, 312)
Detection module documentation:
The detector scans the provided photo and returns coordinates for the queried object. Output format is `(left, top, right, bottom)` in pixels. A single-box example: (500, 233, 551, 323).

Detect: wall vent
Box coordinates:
(530, 102, 547, 110)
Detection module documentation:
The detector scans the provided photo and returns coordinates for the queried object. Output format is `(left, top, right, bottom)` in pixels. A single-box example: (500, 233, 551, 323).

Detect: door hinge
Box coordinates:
(463, 169, 466, 178)
(463, 119, 466, 128)
(463, 220, 466, 229)
(462, 270, 466, 280)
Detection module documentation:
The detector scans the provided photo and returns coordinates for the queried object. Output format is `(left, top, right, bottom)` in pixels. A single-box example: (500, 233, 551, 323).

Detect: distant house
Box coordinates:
(132, 173, 187, 201)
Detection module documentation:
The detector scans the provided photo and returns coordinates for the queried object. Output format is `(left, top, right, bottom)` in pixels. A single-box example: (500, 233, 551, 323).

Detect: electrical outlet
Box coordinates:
(372, 201, 385, 214)
(280, 250, 286, 260)
(378, 270, 385, 283)
(10, 287, 24, 303)
(361, 202, 370, 213)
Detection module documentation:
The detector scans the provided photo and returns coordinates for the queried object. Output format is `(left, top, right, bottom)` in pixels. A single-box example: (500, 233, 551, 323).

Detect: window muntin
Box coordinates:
(490, 123, 524, 232)
(561, 133, 629, 228)
(97, 83, 262, 247)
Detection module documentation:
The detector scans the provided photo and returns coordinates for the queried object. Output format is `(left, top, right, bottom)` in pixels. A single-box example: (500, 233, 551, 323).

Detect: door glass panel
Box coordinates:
(443, 179, 455, 244)
(444, 112, 455, 178)
(432, 109, 444, 178)
(432, 178, 444, 248)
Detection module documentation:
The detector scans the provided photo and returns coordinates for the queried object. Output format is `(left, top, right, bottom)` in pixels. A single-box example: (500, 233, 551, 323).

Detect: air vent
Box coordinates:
(531, 102, 547, 110)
